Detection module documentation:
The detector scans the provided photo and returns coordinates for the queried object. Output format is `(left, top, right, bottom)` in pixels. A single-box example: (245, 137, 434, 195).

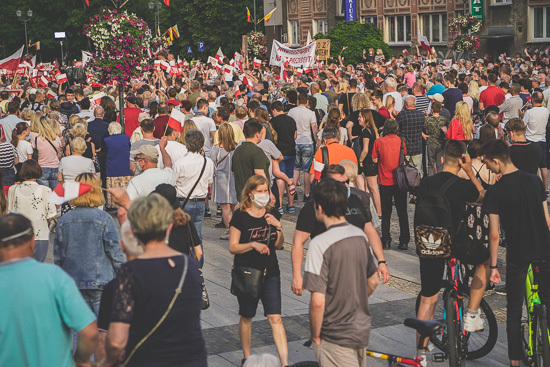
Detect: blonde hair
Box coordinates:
(352, 93, 370, 112)
(453, 101, 474, 140)
(108, 122, 122, 135)
(70, 137, 87, 154)
(240, 175, 273, 212)
(20, 108, 33, 122)
(385, 95, 395, 110)
(72, 123, 87, 139)
(37, 116, 59, 140)
(178, 119, 198, 145)
(217, 123, 237, 151)
(173, 207, 191, 227)
(70, 173, 105, 207)
(339, 159, 358, 182)
(468, 80, 480, 101)
(339, 81, 348, 93)
(30, 111, 42, 133)
(128, 194, 173, 244)
(69, 115, 81, 128)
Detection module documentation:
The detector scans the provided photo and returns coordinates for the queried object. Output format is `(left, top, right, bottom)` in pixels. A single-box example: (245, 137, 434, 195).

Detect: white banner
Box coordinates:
(269, 40, 316, 68)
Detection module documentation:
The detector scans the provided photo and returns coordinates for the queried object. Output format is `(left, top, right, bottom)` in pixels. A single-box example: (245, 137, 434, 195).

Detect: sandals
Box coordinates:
(288, 182, 297, 196)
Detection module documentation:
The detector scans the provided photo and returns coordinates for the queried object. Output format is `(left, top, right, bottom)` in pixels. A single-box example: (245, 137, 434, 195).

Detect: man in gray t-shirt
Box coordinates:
(303, 179, 377, 367)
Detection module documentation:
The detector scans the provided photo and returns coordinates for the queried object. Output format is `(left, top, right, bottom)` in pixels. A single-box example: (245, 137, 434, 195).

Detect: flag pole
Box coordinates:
(254, 0, 256, 31)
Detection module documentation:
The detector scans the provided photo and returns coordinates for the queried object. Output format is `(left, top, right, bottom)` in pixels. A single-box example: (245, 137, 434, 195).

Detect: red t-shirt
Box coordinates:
(479, 86, 505, 108)
(446, 118, 469, 141)
(118, 107, 143, 137)
(372, 134, 405, 186)
(153, 115, 170, 139)
(378, 107, 390, 120)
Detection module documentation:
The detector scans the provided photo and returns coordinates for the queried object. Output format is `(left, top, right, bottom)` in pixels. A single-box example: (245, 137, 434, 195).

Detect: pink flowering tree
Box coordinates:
(84, 8, 164, 84)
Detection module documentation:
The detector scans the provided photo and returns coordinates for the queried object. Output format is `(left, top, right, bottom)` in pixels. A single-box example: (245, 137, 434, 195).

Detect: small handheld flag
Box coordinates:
(167, 108, 185, 133)
(49, 182, 93, 205)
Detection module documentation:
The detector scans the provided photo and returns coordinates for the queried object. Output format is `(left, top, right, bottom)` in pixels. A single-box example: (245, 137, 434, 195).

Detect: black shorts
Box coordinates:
(237, 275, 281, 318)
(360, 160, 378, 177)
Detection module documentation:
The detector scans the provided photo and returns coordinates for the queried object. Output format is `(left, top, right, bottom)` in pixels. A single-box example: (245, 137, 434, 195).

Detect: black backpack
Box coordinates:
(413, 176, 458, 258)
(350, 136, 362, 161)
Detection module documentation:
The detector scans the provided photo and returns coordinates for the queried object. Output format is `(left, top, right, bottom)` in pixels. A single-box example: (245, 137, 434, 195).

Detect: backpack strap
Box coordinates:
(321, 146, 329, 166)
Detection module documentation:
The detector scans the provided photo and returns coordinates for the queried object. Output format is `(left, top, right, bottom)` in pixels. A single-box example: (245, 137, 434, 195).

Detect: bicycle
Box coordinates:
(521, 262, 550, 366)
(414, 257, 498, 366)
(290, 318, 446, 367)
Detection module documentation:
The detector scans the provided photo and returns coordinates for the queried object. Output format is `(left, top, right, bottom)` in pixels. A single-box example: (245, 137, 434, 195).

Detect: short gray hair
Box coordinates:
(322, 126, 340, 140)
(120, 221, 144, 256)
(405, 96, 416, 107)
(108, 122, 122, 135)
(128, 194, 173, 244)
(185, 129, 205, 153)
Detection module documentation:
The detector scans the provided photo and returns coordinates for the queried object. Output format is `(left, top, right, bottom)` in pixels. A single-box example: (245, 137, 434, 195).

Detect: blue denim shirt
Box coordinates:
(54, 207, 124, 290)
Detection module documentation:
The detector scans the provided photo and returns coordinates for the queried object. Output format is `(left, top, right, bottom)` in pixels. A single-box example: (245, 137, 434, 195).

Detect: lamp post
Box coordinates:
(148, 1, 162, 36)
(16, 10, 33, 55)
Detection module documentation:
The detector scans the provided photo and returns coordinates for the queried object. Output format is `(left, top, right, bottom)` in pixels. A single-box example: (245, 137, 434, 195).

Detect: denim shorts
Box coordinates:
(278, 156, 296, 180)
(295, 144, 314, 172)
(237, 275, 281, 318)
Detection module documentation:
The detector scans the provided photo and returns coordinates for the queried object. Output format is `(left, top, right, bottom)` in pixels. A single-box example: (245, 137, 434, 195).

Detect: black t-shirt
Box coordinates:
(168, 223, 201, 256)
(230, 207, 281, 278)
(296, 193, 371, 238)
(338, 92, 356, 116)
(360, 126, 377, 165)
(271, 114, 297, 157)
(97, 279, 116, 331)
(418, 172, 479, 233)
(284, 103, 297, 112)
(372, 109, 387, 131)
(483, 170, 550, 262)
(510, 141, 542, 175)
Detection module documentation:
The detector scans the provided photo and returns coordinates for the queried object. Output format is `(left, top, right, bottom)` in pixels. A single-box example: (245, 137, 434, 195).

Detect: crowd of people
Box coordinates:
(1, 46, 550, 367)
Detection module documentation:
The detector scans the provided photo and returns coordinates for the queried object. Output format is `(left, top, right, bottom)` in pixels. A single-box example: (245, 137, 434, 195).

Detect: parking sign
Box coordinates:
(198, 42, 205, 52)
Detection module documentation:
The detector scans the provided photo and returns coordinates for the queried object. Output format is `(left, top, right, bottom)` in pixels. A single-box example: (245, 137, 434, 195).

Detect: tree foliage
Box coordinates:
(314, 21, 391, 65)
(0, 0, 262, 63)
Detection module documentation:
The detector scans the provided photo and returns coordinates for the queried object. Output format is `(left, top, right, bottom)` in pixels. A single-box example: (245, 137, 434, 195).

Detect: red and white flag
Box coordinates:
(74, 61, 83, 67)
(253, 58, 261, 68)
(215, 47, 224, 62)
(56, 73, 68, 84)
(167, 108, 185, 133)
(223, 64, 232, 74)
(91, 92, 106, 107)
(154, 60, 161, 68)
(39, 76, 49, 88)
(160, 60, 170, 71)
(234, 52, 244, 71)
(46, 90, 57, 99)
(418, 32, 432, 54)
(169, 66, 181, 76)
(0, 46, 24, 72)
(295, 68, 303, 77)
(313, 160, 325, 181)
(49, 181, 93, 205)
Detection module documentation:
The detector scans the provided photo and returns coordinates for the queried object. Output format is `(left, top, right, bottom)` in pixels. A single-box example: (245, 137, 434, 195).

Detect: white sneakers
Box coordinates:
(219, 229, 230, 240)
(464, 309, 485, 332)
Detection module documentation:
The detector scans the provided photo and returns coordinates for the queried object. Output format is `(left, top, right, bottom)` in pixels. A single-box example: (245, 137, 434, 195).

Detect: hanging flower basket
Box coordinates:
(449, 14, 482, 54)
(247, 31, 267, 58)
(84, 8, 166, 84)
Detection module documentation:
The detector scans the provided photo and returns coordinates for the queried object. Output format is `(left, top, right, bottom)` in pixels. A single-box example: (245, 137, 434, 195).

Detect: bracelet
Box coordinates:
(378, 260, 387, 265)
(490, 265, 498, 269)
(276, 227, 282, 231)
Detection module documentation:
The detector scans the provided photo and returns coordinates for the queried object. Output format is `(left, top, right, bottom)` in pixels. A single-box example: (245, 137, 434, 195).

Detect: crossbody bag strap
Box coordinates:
(182, 156, 207, 210)
(45, 137, 58, 154)
(122, 255, 189, 367)
(346, 93, 351, 115)
(398, 138, 405, 167)
(262, 225, 272, 276)
(321, 146, 329, 166)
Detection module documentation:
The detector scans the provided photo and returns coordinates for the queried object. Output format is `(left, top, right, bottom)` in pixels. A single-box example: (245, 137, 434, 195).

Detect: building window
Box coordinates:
(313, 19, 329, 35)
(339, 0, 345, 16)
(288, 20, 300, 45)
(492, 0, 512, 4)
(363, 16, 377, 26)
(386, 15, 411, 44)
(420, 13, 448, 43)
(531, 6, 550, 41)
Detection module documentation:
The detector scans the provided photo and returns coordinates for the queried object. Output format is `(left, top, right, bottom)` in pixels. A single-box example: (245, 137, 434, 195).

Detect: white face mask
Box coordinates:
(252, 192, 270, 208)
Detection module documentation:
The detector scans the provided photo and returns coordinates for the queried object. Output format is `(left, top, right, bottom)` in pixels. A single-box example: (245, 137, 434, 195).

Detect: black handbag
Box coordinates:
(230, 226, 272, 300)
(394, 138, 420, 192)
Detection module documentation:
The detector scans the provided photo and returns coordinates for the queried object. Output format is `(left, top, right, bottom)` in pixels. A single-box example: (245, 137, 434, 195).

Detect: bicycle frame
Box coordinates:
(366, 349, 424, 366)
(443, 258, 466, 334)
(524, 263, 549, 361)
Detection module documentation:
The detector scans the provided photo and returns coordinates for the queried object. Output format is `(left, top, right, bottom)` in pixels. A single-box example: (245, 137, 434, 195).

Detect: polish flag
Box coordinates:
(230, 59, 235, 67)
(75, 61, 83, 67)
(49, 181, 93, 205)
(418, 32, 432, 54)
(56, 73, 68, 84)
(295, 68, 303, 77)
(154, 60, 161, 68)
(167, 108, 185, 133)
(313, 160, 325, 180)
(46, 90, 57, 99)
(91, 92, 106, 107)
(223, 64, 232, 74)
(39, 76, 49, 88)
(253, 58, 261, 68)
(0, 46, 24, 72)
(215, 47, 224, 62)
(169, 66, 180, 75)
(160, 60, 170, 71)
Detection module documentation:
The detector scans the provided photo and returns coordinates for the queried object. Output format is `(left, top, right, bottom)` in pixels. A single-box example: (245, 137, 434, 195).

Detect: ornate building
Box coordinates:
(263, 0, 550, 57)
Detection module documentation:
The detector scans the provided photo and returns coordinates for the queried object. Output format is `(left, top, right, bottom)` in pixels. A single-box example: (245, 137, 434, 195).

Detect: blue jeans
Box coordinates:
(181, 200, 205, 267)
(295, 144, 314, 172)
(34, 240, 49, 262)
(38, 167, 59, 191)
(279, 156, 296, 179)
(72, 289, 102, 352)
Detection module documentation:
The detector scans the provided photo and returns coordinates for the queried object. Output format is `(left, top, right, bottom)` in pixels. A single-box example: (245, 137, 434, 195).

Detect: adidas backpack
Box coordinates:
(413, 176, 459, 258)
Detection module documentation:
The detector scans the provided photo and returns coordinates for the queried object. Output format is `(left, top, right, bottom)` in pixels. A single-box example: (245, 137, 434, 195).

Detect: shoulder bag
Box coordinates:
(187, 223, 210, 310)
(230, 226, 272, 300)
(122, 255, 189, 367)
(394, 137, 420, 192)
(32, 136, 58, 161)
(181, 156, 207, 210)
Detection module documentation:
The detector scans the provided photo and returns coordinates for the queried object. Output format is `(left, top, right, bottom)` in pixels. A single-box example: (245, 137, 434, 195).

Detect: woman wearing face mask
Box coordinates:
(229, 175, 289, 367)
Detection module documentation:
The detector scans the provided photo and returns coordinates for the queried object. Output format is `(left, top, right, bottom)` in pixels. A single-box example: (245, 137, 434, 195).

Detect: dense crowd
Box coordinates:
(1, 46, 550, 367)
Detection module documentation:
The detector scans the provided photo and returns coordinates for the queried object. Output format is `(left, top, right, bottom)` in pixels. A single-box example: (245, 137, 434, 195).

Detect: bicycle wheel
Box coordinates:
(289, 362, 319, 367)
(532, 306, 550, 367)
(415, 293, 498, 360)
(446, 296, 466, 367)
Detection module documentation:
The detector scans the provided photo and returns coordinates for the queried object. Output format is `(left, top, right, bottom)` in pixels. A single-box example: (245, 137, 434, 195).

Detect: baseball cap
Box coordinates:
(152, 184, 180, 210)
(126, 95, 137, 104)
(130, 144, 159, 159)
(431, 93, 444, 102)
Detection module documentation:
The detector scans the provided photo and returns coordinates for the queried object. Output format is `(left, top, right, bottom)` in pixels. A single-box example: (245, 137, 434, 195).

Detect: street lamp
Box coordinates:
(16, 9, 33, 55)
(148, 1, 162, 36)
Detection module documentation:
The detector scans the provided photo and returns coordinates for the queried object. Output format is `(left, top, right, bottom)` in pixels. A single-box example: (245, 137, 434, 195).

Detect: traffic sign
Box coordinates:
(187, 46, 192, 54)
(198, 42, 205, 52)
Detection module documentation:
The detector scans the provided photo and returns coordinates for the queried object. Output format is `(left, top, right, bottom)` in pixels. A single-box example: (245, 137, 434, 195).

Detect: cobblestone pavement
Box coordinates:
(201, 176, 511, 366)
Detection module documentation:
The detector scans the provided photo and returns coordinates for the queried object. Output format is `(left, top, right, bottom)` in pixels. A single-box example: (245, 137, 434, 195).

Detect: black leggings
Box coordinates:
(379, 184, 410, 245)
(506, 259, 550, 361)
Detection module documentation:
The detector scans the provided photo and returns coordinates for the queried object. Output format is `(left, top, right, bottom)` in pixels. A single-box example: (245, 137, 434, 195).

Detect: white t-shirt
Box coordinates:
(192, 115, 216, 154)
(58, 155, 95, 181)
(126, 167, 174, 200)
(258, 139, 283, 183)
(16, 140, 33, 163)
(524, 106, 550, 142)
(383, 91, 403, 112)
(172, 152, 214, 199)
(156, 140, 188, 169)
(288, 106, 317, 145)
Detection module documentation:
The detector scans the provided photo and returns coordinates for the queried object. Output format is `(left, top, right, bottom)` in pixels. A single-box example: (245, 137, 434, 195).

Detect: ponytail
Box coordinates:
(11, 128, 18, 148)
(11, 122, 28, 148)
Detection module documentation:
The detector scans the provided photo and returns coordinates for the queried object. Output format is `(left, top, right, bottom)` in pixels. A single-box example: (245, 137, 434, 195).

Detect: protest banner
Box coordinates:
(315, 39, 331, 62)
(269, 40, 316, 68)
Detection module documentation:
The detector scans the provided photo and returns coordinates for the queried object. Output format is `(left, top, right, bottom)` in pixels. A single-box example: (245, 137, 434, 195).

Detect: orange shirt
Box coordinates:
(309, 140, 358, 176)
